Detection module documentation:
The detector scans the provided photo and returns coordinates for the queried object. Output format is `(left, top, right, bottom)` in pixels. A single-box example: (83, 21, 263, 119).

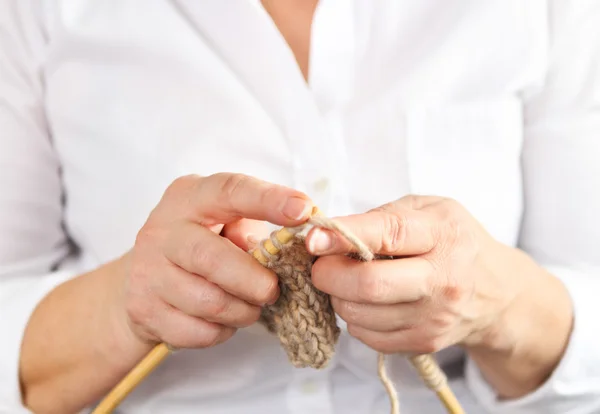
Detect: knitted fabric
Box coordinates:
(259, 236, 340, 369)
(254, 216, 454, 414)
(91, 217, 459, 414)
(256, 217, 401, 414)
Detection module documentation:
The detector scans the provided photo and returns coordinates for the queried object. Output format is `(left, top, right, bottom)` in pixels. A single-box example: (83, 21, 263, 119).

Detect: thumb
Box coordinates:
(305, 209, 437, 257)
(222, 218, 271, 252)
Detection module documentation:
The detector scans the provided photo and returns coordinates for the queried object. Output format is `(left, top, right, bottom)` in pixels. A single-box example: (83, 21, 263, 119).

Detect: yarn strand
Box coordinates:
(378, 352, 401, 414)
(307, 216, 374, 261)
(308, 215, 400, 413)
(93, 209, 465, 414)
(288, 214, 455, 414)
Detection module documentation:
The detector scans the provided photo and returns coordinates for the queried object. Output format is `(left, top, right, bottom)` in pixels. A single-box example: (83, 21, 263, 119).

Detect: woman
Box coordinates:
(1, 1, 599, 413)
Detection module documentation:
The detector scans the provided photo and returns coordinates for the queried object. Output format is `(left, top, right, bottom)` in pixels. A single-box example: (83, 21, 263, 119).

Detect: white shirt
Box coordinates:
(1, 1, 600, 413)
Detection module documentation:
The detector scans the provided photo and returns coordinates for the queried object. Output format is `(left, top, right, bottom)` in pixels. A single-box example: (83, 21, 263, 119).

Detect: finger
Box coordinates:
(312, 255, 433, 304)
(160, 308, 236, 350)
(331, 297, 423, 332)
(136, 298, 236, 349)
(187, 173, 314, 226)
(380, 195, 447, 211)
(221, 218, 271, 251)
(347, 324, 446, 355)
(163, 221, 279, 306)
(306, 209, 437, 257)
(156, 263, 261, 328)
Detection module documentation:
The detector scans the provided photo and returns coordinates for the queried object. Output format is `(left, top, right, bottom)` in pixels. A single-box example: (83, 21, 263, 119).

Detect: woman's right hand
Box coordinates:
(120, 173, 313, 349)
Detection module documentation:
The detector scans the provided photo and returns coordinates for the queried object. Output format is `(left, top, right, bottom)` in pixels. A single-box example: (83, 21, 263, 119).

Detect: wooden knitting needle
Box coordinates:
(92, 214, 319, 413)
(408, 354, 466, 414)
(437, 384, 466, 414)
(251, 226, 300, 264)
(251, 206, 323, 265)
(91, 342, 172, 413)
(254, 211, 465, 414)
(92, 206, 466, 414)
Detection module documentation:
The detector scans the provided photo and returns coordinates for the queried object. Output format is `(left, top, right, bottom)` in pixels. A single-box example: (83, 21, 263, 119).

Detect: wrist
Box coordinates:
(102, 252, 155, 371)
(464, 246, 574, 398)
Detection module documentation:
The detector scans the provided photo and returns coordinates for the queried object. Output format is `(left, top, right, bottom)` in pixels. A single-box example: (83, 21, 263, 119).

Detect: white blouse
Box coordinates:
(1, 1, 600, 413)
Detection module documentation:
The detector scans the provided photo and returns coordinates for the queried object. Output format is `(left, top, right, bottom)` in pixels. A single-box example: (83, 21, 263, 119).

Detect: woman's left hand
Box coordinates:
(305, 196, 572, 364)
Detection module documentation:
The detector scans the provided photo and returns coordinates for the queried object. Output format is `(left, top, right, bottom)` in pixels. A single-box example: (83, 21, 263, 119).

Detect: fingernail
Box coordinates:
(282, 197, 311, 220)
(266, 285, 280, 305)
(309, 229, 334, 254)
(246, 234, 260, 249)
(267, 294, 279, 305)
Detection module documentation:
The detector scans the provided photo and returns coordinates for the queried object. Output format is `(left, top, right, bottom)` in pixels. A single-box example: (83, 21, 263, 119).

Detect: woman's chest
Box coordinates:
(43, 0, 546, 262)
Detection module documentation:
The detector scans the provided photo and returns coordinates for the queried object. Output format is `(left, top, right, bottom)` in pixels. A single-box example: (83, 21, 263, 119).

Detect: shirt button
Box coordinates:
(300, 379, 319, 394)
(313, 177, 330, 193)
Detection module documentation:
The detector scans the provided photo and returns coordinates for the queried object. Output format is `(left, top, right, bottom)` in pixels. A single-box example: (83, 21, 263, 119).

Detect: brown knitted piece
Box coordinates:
(92, 216, 461, 414)
(259, 235, 340, 369)
(252, 216, 456, 414)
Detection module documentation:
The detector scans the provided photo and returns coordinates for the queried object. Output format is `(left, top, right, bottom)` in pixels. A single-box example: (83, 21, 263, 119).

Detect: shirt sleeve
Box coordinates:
(0, 0, 79, 411)
(465, 1, 600, 413)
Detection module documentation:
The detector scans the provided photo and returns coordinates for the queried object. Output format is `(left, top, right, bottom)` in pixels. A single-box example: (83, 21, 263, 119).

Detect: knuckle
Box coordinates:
(400, 194, 420, 209)
(135, 224, 159, 247)
(162, 333, 194, 350)
(370, 201, 395, 214)
(125, 297, 154, 328)
(438, 197, 459, 212)
(429, 198, 457, 223)
(259, 184, 280, 206)
(441, 281, 463, 302)
(357, 272, 385, 303)
(430, 311, 456, 330)
(255, 273, 279, 304)
(416, 336, 445, 354)
(204, 289, 230, 317)
(421, 268, 438, 299)
(170, 174, 200, 192)
(382, 212, 407, 253)
(160, 320, 203, 350)
(445, 218, 462, 243)
(399, 321, 418, 331)
(238, 306, 262, 327)
(409, 328, 447, 354)
(197, 325, 224, 348)
(219, 326, 237, 342)
(169, 322, 226, 349)
(163, 174, 200, 202)
(434, 219, 464, 258)
(127, 260, 155, 297)
(216, 173, 248, 206)
(426, 268, 464, 304)
(310, 259, 326, 291)
(347, 325, 399, 354)
(346, 323, 361, 339)
(363, 335, 397, 354)
(336, 300, 362, 324)
(188, 237, 218, 275)
(128, 259, 146, 283)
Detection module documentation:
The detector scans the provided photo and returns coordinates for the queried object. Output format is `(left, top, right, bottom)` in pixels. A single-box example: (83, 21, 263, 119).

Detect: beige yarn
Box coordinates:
(256, 217, 402, 413)
(259, 236, 340, 368)
(91, 214, 462, 414)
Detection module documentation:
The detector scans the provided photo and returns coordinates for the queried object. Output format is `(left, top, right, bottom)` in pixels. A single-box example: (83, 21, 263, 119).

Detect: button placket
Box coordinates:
(286, 370, 336, 414)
